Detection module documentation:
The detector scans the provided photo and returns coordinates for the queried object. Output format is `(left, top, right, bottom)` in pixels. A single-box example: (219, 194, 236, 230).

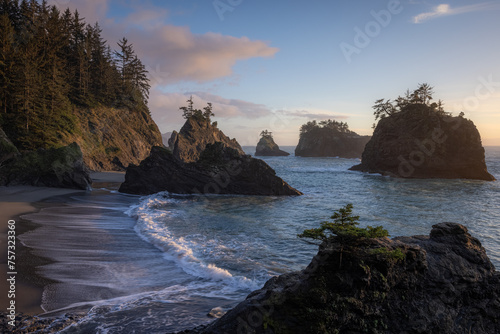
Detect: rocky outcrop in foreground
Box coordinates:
(0, 142, 92, 190)
(119, 143, 302, 196)
(168, 117, 244, 163)
(121, 117, 301, 196)
(350, 106, 495, 180)
(255, 135, 290, 157)
(177, 222, 500, 334)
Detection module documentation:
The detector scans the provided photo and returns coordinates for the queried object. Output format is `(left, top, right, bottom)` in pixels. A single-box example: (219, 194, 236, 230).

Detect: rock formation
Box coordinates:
(176, 222, 500, 334)
(119, 143, 302, 196)
(0, 142, 92, 190)
(168, 117, 244, 163)
(350, 106, 495, 180)
(61, 107, 163, 171)
(255, 133, 290, 157)
(0, 127, 19, 164)
(295, 120, 370, 158)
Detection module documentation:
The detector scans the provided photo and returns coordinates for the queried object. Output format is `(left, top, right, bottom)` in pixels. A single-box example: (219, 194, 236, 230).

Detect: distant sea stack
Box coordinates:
(255, 130, 290, 156)
(120, 100, 302, 196)
(350, 85, 495, 180)
(177, 222, 500, 334)
(295, 120, 370, 158)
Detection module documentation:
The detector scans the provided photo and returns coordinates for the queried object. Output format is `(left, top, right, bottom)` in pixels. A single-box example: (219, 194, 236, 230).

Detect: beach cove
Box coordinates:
(1, 147, 499, 333)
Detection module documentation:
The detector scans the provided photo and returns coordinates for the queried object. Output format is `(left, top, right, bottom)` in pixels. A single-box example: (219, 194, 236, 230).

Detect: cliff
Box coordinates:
(177, 222, 500, 334)
(295, 122, 370, 158)
(350, 106, 495, 180)
(255, 135, 290, 157)
(61, 107, 163, 171)
(168, 117, 244, 163)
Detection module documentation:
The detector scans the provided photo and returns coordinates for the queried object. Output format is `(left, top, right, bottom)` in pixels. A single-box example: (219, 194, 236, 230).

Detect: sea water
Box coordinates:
(18, 147, 500, 333)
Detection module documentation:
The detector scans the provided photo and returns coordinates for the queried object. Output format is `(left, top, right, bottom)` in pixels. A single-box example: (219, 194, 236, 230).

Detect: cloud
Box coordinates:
(49, 0, 278, 84)
(278, 109, 349, 120)
(149, 91, 274, 132)
(413, 2, 500, 23)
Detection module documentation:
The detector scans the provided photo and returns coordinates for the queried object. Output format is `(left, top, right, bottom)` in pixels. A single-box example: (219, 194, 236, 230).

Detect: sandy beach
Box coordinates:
(0, 172, 125, 315)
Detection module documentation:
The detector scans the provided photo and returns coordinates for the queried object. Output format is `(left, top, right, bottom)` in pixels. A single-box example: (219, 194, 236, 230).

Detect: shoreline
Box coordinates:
(0, 172, 125, 316)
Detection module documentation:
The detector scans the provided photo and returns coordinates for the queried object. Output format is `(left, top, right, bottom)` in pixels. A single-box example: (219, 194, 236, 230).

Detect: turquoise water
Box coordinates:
(19, 147, 500, 333)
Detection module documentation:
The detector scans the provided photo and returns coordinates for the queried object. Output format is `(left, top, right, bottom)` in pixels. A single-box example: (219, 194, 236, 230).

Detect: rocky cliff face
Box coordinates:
(177, 222, 500, 334)
(168, 117, 244, 163)
(255, 136, 290, 156)
(295, 128, 370, 158)
(61, 107, 162, 171)
(0, 142, 92, 190)
(119, 143, 302, 196)
(350, 107, 495, 180)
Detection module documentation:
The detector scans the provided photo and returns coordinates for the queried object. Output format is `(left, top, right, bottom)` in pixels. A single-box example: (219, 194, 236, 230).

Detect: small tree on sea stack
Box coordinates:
(298, 204, 389, 268)
(180, 96, 215, 121)
(260, 130, 273, 139)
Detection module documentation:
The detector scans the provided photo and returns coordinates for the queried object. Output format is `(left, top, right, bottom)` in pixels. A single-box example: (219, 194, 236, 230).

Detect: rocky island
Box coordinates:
(295, 120, 370, 158)
(120, 99, 302, 196)
(175, 206, 500, 334)
(255, 130, 290, 156)
(350, 84, 495, 180)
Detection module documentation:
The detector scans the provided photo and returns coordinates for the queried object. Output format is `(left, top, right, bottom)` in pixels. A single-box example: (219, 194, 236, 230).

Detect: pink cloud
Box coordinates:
(49, 0, 278, 85)
(149, 91, 273, 133)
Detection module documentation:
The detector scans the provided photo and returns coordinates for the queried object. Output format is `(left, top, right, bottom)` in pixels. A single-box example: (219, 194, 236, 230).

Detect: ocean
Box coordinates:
(18, 146, 500, 333)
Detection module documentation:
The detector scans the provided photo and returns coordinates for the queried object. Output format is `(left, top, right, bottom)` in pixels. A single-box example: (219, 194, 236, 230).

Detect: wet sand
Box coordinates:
(0, 172, 125, 315)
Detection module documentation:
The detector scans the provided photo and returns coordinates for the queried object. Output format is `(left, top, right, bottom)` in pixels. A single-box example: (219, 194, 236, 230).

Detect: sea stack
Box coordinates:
(295, 120, 370, 158)
(255, 130, 289, 156)
(350, 106, 495, 180)
(177, 222, 500, 334)
(120, 113, 302, 196)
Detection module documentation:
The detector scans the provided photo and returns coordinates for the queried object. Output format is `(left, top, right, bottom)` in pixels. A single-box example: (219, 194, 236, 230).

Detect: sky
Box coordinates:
(47, 0, 500, 146)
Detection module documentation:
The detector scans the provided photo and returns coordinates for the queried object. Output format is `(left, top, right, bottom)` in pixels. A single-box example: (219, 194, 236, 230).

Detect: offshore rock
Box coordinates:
(295, 127, 370, 158)
(0, 142, 92, 190)
(177, 222, 500, 334)
(255, 136, 290, 157)
(168, 117, 245, 163)
(350, 106, 495, 180)
(119, 143, 302, 196)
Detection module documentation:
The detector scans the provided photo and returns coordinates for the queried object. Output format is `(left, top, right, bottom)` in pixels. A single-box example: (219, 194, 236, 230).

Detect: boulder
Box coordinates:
(0, 142, 92, 190)
(0, 126, 19, 164)
(255, 136, 290, 157)
(119, 144, 302, 196)
(350, 106, 495, 180)
(177, 222, 500, 334)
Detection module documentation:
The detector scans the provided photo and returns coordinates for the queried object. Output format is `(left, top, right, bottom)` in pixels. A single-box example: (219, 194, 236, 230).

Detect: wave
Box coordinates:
(126, 193, 260, 292)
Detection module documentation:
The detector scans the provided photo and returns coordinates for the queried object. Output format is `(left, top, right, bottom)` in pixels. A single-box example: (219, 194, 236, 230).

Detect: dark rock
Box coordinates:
(169, 117, 244, 163)
(0, 142, 92, 190)
(350, 107, 495, 180)
(255, 136, 290, 157)
(295, 127, 370, 158)
(119, 143, 302, 196)
(0, 126, 19, 164)
(176, 223, 500, 334)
